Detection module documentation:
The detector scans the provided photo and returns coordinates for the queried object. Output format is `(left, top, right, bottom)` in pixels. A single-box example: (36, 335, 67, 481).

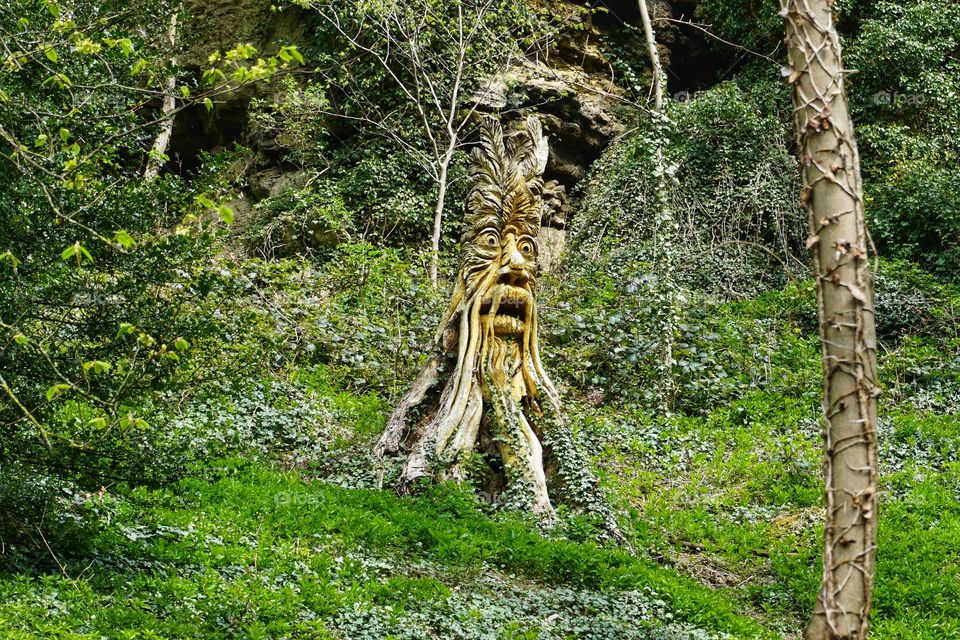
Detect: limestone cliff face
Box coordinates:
(167, 0, 673, 262)
(169, 0, 307, 171)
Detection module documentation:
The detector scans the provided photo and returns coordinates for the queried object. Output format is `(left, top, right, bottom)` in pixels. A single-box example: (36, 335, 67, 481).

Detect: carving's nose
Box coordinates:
(509, 246, 526, 270)
(500, 268, 529, 288)
(499, 235, 530, 287)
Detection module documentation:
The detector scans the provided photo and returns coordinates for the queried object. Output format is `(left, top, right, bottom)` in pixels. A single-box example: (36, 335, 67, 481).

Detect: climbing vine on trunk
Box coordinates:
(781, 1, 880, 638)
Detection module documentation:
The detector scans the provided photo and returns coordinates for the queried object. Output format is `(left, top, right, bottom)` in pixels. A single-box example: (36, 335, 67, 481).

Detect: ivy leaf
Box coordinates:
(13, 333, 29, 345)
(34, 133, 48, 147)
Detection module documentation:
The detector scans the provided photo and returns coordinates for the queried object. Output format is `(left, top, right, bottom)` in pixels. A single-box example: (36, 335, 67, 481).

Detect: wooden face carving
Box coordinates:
(444, 115, 548, 345)
(379, 117, 620, 527)
(380, 116, 561, 519)
(461, 193, 540, 338)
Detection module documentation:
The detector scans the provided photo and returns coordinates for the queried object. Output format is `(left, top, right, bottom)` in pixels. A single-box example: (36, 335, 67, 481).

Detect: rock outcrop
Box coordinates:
(166, 0, 670, 266)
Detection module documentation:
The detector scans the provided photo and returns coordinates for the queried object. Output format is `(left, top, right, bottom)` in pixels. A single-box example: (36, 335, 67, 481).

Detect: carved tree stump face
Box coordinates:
(441, 116, 555, 405)
(381, 116, 560, 518)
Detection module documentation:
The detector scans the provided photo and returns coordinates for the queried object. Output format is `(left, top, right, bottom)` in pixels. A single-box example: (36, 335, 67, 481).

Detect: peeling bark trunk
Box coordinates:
(637, 0, 676, 410)
(429, 155, 452, 287)
(145, 4, 179, 181)
(781, 2, 880, 638)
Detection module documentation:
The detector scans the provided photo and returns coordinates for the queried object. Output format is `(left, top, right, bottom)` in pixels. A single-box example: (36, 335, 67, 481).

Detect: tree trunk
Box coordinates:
(781, 2, 880, 638)
(429, 156, 450, 287)
(145, 4, 179, 181)
(637, 0, 676, 410)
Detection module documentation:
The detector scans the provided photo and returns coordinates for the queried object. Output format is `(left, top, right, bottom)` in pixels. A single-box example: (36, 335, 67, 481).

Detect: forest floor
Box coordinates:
(1, 280, 958, 639)
(1, 399, 957, 640)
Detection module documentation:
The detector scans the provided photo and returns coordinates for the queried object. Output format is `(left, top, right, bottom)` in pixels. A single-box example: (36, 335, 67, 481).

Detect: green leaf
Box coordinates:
(115, 38, 134, 56)
(42, 73, 71, 89)
(203, 97, 213, 111)
(116, 322, 135, 338)
(83, 360, 111, 374)
(195, 195, 215, 209)
(119, 414, 150, 430)
(13, 333, 29, 346)
(217, 204, 234, 225)
(0, 250, 19, 269)
(44, 48, 58, 62)
(179, 85, 191, 98)
(113, 229, 135, 248)
(61, 241, 93, 264)
(34, 134, 48, 147)
(58, 128, 70, 142)
(87, 417, 108, 429)
(173, 337, 190, 352)
(46, 383, 71, 401)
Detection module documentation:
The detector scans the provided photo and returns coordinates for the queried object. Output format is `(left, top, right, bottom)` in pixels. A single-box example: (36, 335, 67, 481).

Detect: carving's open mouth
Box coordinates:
(479, 284, 531, 336)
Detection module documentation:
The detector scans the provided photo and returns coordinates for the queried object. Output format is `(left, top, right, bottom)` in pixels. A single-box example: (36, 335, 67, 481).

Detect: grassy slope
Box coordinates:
(598, 399, 960, 640)
(1, 281, 957, 639)
(0, 464, 774, 639)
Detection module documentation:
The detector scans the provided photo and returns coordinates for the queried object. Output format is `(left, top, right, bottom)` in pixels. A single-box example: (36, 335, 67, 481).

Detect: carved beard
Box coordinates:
(450, 260, 555, 411)
(423, 215, 560, 516)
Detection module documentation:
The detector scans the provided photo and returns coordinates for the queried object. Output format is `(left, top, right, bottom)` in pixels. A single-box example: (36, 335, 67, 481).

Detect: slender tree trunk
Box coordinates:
(145, 4, 179, 181)
(637, 0, 664, 110)
(429, 152, 452, 287)
(637, 0, 676, 409)
(782, 2, 880, 638)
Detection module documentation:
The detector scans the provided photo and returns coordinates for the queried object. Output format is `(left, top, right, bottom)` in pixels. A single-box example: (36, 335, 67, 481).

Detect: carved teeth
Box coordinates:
(484, 314, 525, 335)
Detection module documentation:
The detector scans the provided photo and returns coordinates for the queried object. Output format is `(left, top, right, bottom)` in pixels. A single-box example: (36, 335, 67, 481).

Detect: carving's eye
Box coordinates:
(518, 239, 535, 255)
(478, 231, 499, 248)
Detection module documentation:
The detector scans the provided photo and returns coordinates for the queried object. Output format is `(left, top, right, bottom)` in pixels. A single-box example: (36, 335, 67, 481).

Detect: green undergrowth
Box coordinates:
(591, 396, 960, 639)
(0, 464, 775, 640)
(2, 260, 957, 639)
(570, 261, 960, 639)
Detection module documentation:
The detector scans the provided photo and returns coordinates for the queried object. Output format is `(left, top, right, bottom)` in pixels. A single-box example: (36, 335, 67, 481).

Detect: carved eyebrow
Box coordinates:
(464, 215, 502, 243)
